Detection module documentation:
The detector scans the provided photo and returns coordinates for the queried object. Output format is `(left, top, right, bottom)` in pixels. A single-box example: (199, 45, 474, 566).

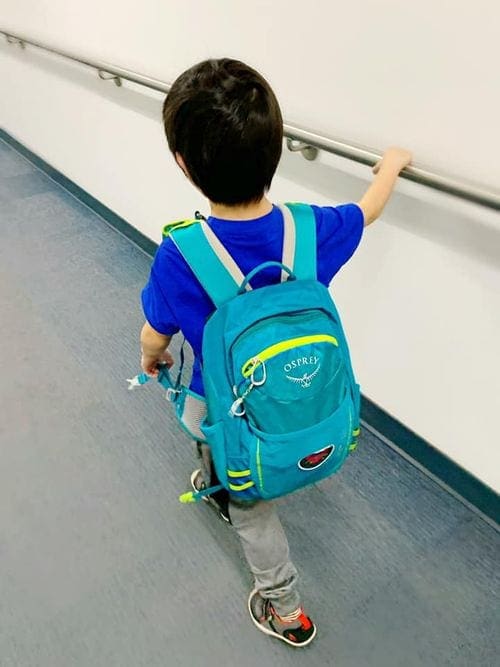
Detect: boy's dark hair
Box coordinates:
(163, 59, 283, 205)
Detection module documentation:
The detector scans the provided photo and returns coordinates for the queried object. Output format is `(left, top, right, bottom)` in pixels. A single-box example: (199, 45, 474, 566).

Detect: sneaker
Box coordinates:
(248, 589, 317, 647)
(190, 469, 231, 523)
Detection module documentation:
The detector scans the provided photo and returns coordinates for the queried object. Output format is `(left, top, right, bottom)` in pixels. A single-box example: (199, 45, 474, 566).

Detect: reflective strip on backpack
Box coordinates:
(280, 203, 317, 281)
(228, 480, 255, 492)
(279, 203, 296, 282)
(200, 221, 250, 292)
(227, 469, 251, 478)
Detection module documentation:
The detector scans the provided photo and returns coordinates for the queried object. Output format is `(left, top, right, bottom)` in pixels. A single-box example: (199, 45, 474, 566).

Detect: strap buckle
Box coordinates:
(166, 387, 181, 403)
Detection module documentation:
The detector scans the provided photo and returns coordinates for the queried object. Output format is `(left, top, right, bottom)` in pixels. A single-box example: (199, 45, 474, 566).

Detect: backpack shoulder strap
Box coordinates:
(170, 221, 250, 308)
(162, 218, 198, 239)
(278, 203, 317, 280)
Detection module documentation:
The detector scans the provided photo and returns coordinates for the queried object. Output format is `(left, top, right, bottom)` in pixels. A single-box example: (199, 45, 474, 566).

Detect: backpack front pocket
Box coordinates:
(247, 389, 353, 499)
(231, 315, 346, 434)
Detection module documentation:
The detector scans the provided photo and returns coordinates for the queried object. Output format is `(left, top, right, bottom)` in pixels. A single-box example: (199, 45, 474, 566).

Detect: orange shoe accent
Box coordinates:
(298, 612, 313, 631)
(273, 605, 312, 631)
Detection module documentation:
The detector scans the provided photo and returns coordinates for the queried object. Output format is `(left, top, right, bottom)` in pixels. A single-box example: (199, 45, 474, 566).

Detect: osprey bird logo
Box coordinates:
(286, 363, 321, 388)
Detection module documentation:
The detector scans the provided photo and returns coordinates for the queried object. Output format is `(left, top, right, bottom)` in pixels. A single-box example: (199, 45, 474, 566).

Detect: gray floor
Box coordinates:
(0, 137, 498, 667)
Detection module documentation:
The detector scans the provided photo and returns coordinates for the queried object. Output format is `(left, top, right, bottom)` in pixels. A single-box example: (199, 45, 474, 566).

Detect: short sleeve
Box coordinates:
(141, 246, 180, 336)
(313, 203, 364, 285)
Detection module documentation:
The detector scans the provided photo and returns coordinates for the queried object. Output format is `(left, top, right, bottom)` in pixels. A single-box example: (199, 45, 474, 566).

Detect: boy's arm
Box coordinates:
(358, 147, 412, 226)
(140, 321, 173, 376)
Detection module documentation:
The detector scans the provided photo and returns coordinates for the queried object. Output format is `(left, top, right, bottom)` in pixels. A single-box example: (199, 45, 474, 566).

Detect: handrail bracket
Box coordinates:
(286, 138, 318, 161)
(5, 35, 25, 49)
(98, 70, 122, 87)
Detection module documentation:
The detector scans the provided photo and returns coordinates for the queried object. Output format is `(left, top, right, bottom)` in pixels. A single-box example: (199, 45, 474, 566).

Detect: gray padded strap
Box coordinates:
(200, 221, 250, 292)
(278, 203, 296, 281)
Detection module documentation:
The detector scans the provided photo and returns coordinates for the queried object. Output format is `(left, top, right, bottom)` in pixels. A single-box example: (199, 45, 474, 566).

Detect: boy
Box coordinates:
(140, 58, 411, 647)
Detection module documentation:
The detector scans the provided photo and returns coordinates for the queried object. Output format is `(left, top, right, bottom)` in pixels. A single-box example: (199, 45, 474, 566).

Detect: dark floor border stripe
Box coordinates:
(2, 127, 499, 527)
(361, 397, 498, 525)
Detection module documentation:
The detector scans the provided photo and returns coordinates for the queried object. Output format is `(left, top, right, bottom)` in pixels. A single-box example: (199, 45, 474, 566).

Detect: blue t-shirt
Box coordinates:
(142, 203, 364, 395)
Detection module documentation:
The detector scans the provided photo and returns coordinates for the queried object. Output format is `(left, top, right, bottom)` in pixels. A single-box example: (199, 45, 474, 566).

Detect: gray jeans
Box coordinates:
(184, 395, 300, 615)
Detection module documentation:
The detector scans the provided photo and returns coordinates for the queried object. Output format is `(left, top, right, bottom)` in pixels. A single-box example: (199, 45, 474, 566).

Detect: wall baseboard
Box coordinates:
(361, 397, 498, 526)
(2, 127, 498, 528)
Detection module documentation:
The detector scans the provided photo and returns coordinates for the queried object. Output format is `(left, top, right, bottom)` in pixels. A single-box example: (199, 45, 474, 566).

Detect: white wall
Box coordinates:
(1, 1, 500, 491)
(2, 0, 499, 189)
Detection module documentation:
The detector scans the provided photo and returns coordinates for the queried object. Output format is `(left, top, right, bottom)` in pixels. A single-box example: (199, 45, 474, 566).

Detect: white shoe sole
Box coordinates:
(247, 589, 317, 647)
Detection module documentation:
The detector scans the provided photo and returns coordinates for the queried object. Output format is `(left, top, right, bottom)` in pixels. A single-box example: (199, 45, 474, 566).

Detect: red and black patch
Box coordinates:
(298, 445, 335, 470)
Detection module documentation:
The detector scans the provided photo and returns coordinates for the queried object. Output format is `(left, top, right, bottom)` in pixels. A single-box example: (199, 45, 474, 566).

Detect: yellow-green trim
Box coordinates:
(256, 438, 264, 492)
(353, 428, 361, 436)
(227, 469, 251, 478)
(179, 491, 196, 503)
(162, 219, 198, 239)
(228, 480, 255, 492)
(242, 334, 338, 377)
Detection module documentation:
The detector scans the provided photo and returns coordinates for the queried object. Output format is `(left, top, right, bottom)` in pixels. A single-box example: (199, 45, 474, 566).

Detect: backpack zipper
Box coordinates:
(233, 310, 325, 352)
(242, 334, 338, 378)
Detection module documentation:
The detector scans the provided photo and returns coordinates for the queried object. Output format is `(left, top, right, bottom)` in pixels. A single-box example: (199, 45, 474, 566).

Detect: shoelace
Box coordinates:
(265, 601, 309, 627)
(273, 607, 303, 623)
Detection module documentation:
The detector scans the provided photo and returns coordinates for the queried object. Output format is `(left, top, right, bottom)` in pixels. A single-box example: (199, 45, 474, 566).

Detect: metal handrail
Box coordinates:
(2, 29, 500, 211)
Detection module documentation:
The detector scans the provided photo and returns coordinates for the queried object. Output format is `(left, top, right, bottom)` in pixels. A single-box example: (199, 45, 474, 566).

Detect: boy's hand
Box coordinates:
(140, 321, 173, 376)
(359, 147, 413, 226)
(373, 147, 412, 175)
(141, 350, 175, 377)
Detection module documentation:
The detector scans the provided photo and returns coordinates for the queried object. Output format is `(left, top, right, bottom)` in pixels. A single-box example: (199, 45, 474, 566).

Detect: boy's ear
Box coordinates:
(175, 152, 203, 195)
(175, 152, 189, 177)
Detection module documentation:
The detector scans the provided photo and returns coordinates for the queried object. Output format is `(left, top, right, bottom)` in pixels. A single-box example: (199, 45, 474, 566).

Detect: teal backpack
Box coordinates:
(130, 203, 360, 503)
